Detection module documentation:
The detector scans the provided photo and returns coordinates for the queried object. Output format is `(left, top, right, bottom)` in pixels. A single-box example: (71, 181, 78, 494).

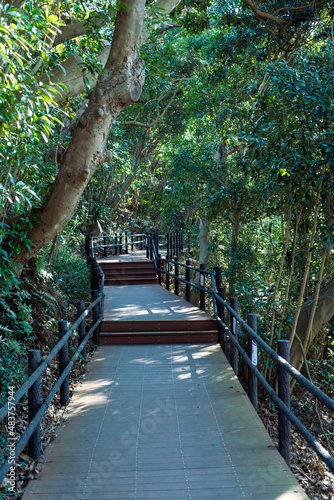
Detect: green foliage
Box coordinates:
(51, 240, 91, 306)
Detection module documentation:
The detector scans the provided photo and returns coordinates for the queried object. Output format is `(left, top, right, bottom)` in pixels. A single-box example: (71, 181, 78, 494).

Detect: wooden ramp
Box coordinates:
(22, 344, 307, 499)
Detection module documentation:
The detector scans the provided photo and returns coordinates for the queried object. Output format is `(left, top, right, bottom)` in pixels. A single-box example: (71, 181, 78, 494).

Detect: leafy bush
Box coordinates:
(52, 243, 90, 306)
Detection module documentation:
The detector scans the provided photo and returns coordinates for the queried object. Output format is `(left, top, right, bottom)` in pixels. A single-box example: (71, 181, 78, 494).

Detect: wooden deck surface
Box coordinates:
(22, 344, 308, 500)
(102, 284, 215, 323)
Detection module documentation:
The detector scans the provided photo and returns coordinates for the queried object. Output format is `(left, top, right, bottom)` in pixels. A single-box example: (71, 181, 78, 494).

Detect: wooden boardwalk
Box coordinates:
(22, 252, 308, 499)
(23, 343, 307, 499)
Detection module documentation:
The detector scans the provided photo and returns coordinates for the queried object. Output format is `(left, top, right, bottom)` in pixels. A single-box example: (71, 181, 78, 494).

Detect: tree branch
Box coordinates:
(54, 17, 106, 46)
(122, 82, 183, 128)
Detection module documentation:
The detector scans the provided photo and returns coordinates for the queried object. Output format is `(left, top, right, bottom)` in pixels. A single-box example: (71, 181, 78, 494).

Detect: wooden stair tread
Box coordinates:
(100, 331, 218, 345)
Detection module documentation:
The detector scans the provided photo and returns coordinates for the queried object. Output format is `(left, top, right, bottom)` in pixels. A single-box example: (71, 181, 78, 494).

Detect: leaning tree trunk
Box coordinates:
(13, 1, 146, 269)
(287, 277, 334, 372)
(12, 0, 181, 270)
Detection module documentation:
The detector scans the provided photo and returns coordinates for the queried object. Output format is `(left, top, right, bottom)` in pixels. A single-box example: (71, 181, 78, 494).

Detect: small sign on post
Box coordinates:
(252, 340, 258, 366)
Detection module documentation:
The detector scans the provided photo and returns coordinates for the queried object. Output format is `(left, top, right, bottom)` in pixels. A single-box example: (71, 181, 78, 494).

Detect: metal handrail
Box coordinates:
(0, 295, 102, 424)
(0, 260, 105, 486)
(152, 253, 334, 472)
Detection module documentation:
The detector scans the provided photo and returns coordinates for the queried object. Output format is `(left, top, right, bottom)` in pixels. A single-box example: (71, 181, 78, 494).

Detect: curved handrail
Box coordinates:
(155, 254, 334, 472)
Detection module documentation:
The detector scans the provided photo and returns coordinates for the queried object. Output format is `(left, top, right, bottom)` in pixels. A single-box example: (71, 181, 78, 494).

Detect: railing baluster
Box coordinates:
(58, 320, 70, 406)
(92, 290, 100, 345)
(175, 257, 179, 295)
(103, 235, 108, 257)
(149, 233, 153, 260)
(186, 259, 191, 302)
(28, 349, 41, 459)
(217, 287, 225, 350)
(91, 261, 100, 292)
(230, 297, 238, 375)
(199, 263, 205, 311)
(278, 340, 291, 468)
(166, 261, 170, 291)
(167, 233, 170, 260)
(157, 253, 162, 285)
(247, 313, 258, 411)
(77, 301, 86, 364)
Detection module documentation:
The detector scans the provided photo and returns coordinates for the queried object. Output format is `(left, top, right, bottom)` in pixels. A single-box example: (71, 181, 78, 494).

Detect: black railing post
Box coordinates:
(199, 263, 206, 311)
(186, 259, 191, 302)
(166, 233, 170, 260)
(103, 235, 108, 258)
(58, 320, 70, 406)
(157, 253, 162, 285)
(278, 340, 291, 468)
(175, 232, 179, 257)
(154, 232, 159, 255)
(230, 297, 238, 375)
(166, 260, 170, 291)
(91, 261, 100, 292)
(28, 349, 41, 459)
(85, 233, 92, 259)
(131, 235, 134, 252)
(175, 257, 179, 295)
(119, 235, 123, 255)
(92, 290, 100, 345)
(115, 234, 118, 256)
(77, 301, 86, 364)
(215, 267, 222, 290)
(146, 233, 150, 259)
(247, 314, 258, 412)
(125, 234, 128, 254)
(217, 287, 225, 350)
(149, 233, 153, 260)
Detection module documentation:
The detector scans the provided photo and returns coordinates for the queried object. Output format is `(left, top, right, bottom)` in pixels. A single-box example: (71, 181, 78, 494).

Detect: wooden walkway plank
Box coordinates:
(22, 344, 308, 499)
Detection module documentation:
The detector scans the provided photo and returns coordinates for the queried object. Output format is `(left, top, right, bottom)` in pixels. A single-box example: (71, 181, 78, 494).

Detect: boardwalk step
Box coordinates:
(103, 269, 156, 276)
(104, 277, 157, 285)
(101, 319, 217, 332)
(100, 331, 218, 345)
(100, 260, 157, 286)
(99, 262, 155, 270)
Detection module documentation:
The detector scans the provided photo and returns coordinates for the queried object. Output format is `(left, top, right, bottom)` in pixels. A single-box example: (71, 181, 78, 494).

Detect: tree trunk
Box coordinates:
(190, 217, 210, 306)
(11, 0, 181, 271)
(287, 277, 334, 371)
(229, 208, 241, 296)
(13, 1, 147, 269)
(109, 130, 149, 211)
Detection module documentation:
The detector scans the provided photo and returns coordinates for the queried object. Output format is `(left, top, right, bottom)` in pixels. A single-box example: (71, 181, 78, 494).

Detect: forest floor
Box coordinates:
(257, 390, 333, 500)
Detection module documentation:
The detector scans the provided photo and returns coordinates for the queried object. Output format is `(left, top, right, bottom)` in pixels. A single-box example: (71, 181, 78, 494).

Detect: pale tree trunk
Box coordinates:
(288, 274, 334, 375)
(190, 217, 210, 306)
(109, 130, 149, 211)
(229, 208, 241, 296)
(12, 0, 179, 270)
(287, 166, 325, 351)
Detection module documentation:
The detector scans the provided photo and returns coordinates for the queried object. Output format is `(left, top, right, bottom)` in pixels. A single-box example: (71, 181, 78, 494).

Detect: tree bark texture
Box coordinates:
(15, 1, 147, 267)
(13, 0, 181, 269)
(190, 218, 210, 306)
(287, 277, 334, 371)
